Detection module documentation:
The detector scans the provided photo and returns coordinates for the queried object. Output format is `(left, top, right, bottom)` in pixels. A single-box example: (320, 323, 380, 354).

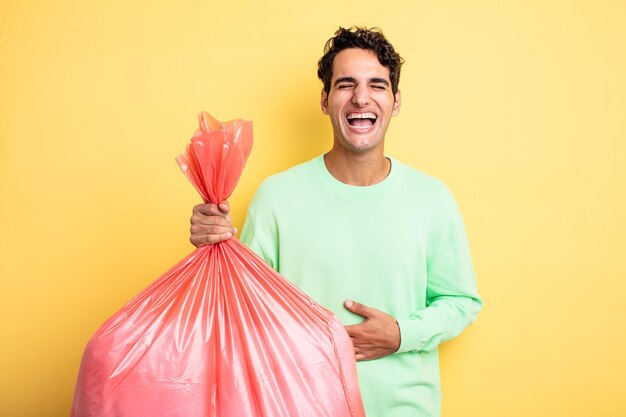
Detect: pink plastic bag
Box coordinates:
(71, 112, 365, 417)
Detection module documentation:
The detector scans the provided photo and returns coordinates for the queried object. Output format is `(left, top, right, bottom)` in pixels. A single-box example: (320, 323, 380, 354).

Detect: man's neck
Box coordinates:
(323, 147, 391, 186)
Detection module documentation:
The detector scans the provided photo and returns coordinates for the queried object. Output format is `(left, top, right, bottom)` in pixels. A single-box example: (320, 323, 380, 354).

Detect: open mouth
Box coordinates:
(346, 112, 377, 128)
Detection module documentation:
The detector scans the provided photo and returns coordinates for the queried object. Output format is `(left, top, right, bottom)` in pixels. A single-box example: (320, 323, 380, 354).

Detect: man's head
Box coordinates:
(317, 27, 404, 96)
(318, 27, 403, 155)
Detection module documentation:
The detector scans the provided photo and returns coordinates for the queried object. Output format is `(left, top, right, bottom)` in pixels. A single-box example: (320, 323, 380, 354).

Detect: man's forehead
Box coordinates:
(331, 48, 391, 82)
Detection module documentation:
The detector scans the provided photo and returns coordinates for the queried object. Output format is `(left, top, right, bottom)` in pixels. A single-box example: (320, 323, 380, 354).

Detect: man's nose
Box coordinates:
(351, 84, 370, 106)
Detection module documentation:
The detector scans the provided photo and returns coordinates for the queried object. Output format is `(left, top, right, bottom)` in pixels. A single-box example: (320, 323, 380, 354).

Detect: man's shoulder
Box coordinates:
(391, 157, 452, 198)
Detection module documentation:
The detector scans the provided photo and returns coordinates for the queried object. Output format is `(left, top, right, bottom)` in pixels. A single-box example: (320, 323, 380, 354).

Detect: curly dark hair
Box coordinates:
(317, 26, 404, 96)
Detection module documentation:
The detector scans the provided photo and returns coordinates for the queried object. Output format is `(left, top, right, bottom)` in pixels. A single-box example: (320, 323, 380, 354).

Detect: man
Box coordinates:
(190, 27, 482, 417)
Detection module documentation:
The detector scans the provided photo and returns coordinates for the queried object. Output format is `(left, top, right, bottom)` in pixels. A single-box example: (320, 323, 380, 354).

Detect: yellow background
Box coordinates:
(1, 1, 625, 416)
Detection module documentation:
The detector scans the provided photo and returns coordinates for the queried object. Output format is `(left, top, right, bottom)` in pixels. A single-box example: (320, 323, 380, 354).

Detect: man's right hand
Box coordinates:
(189, 201, 236, 247)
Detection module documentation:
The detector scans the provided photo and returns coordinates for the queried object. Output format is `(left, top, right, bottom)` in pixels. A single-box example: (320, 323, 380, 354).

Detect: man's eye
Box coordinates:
(337, 84, 353, 89)
(371, 84, 386, 90)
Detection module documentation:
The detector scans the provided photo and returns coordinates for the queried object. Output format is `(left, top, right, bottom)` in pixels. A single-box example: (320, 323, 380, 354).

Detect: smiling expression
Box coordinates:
(321, 48, 401, 154)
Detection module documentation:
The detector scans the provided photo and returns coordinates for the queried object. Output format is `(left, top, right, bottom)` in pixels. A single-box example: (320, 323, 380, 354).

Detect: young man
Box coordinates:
(190, 27, 482, 417)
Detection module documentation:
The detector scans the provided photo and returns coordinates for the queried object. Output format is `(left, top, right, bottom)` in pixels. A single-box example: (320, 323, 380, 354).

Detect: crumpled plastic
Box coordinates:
(71, 112, 366, 417)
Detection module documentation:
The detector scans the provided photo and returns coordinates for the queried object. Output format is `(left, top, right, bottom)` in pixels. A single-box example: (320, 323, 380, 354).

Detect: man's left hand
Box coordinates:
(343, 300, 401, 361)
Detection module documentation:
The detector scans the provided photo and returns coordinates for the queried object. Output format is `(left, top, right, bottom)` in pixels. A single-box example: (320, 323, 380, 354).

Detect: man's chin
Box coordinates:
(343, 139, 383, 154)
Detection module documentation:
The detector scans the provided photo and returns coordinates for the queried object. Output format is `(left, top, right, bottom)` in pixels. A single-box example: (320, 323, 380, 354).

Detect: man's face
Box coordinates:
(321, 48, 401, 154)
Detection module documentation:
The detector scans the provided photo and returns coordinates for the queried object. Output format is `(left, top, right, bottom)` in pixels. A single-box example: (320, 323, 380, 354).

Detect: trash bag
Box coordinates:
(71, 112, 366, 417)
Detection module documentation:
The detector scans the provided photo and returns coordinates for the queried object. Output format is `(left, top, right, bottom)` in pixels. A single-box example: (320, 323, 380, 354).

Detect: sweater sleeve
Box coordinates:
(396, 186, 483, 353)
(239, 185, 280, 271)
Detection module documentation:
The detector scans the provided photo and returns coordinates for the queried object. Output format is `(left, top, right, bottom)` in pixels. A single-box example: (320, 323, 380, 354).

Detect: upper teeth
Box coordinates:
(347, 112, 377, 120)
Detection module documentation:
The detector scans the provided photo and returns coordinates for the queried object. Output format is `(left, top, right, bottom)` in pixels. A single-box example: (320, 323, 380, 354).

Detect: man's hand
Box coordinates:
(189, 201, 236, 247)
(343, 300, 401, 361)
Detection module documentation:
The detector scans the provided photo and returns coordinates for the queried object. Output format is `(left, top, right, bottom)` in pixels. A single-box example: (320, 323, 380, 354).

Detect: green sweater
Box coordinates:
(240, 155, 482, 417)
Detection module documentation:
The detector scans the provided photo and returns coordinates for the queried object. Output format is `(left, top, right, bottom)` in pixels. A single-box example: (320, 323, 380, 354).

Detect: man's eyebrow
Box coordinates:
(370, 78, 390, 86)
(334, 77, 357, 86)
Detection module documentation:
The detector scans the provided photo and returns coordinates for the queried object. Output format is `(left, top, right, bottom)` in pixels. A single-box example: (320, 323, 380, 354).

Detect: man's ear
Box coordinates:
(321, 88, 329, 115)
(392, 90, 401, 116)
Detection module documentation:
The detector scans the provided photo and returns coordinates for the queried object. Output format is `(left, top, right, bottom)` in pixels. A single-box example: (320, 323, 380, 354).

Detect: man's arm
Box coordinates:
(344, 186, 482, 360)
(395, 186, 482, 354)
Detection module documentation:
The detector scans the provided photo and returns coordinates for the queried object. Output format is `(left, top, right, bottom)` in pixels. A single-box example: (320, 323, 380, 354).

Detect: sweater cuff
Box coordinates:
(396, 318, 429, 353)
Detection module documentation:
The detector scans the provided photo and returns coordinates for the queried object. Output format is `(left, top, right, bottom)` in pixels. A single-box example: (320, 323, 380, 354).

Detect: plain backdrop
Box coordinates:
(1, 1, 625, 416)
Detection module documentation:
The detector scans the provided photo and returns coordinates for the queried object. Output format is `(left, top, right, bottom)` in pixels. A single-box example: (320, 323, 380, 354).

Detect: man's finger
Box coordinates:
(218, 200, 230, 213)
(193, 203, 229, 218)
(344, 323, 362, 337)
(192, 224, 234, 235)
(192, 203, 212, 216)
(203, 231, 232, 244)
(191, 215, 232, 227)
(190, 231, 233, 247)
(344, 299, 375, 319)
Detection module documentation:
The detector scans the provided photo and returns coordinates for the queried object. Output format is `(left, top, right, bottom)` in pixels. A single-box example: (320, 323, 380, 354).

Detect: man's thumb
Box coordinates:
(344, 300, 370, 318)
